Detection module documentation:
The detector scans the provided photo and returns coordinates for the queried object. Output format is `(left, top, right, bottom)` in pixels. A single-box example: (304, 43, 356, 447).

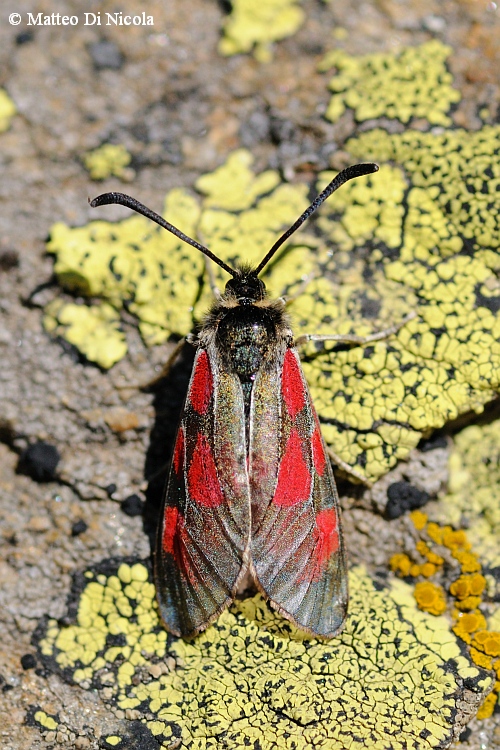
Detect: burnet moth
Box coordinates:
(91, 162, 379, 638)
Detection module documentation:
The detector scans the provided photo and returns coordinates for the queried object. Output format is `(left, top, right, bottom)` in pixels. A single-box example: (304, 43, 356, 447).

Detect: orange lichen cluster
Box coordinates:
(450, 573, 486, 611)
(389, 512, 445, 581)
(413, 581, 447, 615)
(390, 511, 500, 719)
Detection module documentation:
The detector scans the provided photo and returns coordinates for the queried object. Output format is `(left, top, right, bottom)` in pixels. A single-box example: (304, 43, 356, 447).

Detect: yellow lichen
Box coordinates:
(36, 562, 493, 748)
(456, 611, 487, 635)
(309, 124, 500, 481)
(46, 131, 500, 481)
(319, 40, 460, 125)
(442, 529, 470, 551)
(218, 0, 304, 61)
(43, 299, 127, 369)
(413, 581, 447, 616)
(0, 88, 16, 132)
(425, 422, 500, 569)
(83, 144, 132, 181)
(33, 711, 58, 731)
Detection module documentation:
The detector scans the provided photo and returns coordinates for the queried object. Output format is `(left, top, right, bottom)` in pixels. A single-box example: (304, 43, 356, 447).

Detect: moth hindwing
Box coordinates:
(90, 162, 379, 637)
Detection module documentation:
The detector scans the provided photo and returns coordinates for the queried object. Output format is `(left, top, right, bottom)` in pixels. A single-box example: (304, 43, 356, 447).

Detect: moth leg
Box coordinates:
(294, 311, 416, 348)
(326, 447, 373, 487)
(142, 336, 197, 389)
(114, 337, 195, 395)
(281, 269, 319, 308)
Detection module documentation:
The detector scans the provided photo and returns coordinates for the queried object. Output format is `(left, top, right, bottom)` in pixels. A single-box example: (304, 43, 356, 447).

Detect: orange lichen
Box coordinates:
(420, 562, 437, 578)
(450, 574, 486, 600)
(414, 581, 447, 616)
(426, 522, 449, 545)
(415, 540, 444, 566)
(455, 596, 482, 612)
(391, 516, 500, 721)
(476, 691, 497, 720)
(452, 549, 482, 573)
(442, 529, 471, 551)
(389, 553, 412, 577)
(452, 611, 487, 644)
(410, 510, 428, 531)
(472, 631, 500, 658)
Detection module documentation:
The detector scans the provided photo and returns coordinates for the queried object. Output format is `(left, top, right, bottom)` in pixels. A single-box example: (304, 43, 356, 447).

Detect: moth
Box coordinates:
(91, 162, 379, 638)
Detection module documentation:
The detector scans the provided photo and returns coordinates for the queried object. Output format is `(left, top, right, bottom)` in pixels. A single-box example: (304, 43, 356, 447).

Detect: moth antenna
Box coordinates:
(89, 192, 238, 278)
(253, 163, 379, 276)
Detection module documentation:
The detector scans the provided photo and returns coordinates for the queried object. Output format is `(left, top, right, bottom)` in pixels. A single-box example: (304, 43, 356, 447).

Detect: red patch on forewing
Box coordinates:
(281, 350, 306, 421)
(172, 426, 185, 476)
(162, 509, 198, 585)
(187, 433, 224, 507)
(162, 506, 180, 555)
(312, 425, 326, 476)
(189, 350, 213, 415)
(273, 428, 311, 507)
(314, 508, 339, 572)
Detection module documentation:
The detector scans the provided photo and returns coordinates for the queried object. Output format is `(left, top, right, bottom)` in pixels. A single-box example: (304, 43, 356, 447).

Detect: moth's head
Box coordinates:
(224, 266, 266, 305)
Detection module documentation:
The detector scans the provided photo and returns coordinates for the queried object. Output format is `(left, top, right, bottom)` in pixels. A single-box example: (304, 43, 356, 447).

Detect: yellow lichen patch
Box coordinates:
(83, 144, 132, 181)
(33, 711, 58, 731)
(39, 562, 167, 689)
(306, 125, 500, 480)
(218, 0, 304, 62)
(428, 422, 500, 570)
(319, 40, 460, 125)
(44, 299, 127, 369)
(46, 141, 500, 480)
(36, 562, 492, 748)
(414, 581, 447, 616)
(45, 187, 202, 365)
(0, 88, 16, 132)
(195, 149, 280, 211)
(104, 737, 122, 747)
(347, 126, 500, 259)
(454, 595, 482, 613)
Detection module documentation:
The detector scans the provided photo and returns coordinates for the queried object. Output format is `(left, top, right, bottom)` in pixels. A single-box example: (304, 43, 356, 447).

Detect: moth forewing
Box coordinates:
(90, 162, 379, 638)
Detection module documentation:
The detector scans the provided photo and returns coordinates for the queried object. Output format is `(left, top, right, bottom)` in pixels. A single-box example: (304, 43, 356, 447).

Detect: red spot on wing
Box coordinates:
(273, 427, 311, 507)
(172, 426, 185, 476)
(312, 425, 326, 476)
(313, 508, 339, 579)
(282, 349, 306, 420)
(189, 350, 213, 415)
(187, 433, 224, 507)
(162, 507, 198, 585)
(162, 506, 180, 555)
